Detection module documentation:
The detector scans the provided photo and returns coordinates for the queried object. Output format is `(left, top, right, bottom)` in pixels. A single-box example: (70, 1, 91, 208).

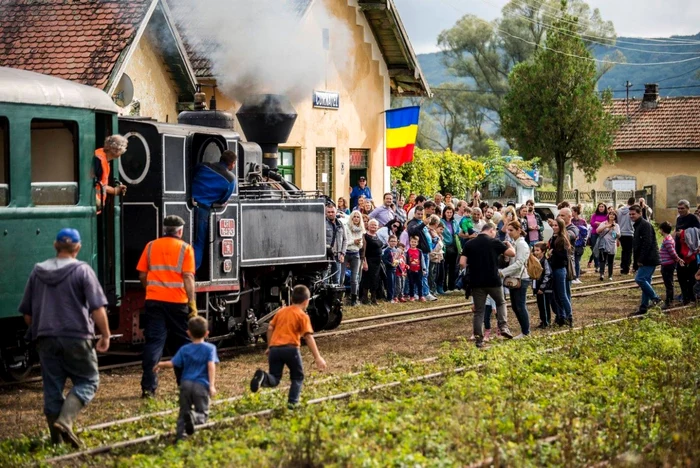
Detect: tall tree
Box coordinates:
(499, 2, 622, 201)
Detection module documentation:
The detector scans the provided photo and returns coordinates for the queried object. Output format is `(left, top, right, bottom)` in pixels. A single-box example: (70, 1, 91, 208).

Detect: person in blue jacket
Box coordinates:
(350, 176, 372, 211)
(191, 150, 237, 270)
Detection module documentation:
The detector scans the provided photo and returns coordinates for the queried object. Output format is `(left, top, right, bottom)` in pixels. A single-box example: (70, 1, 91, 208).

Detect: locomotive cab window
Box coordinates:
(30, 119, 78, 206)
(199, 138, 224, 164)
(0, 117, 8, 206)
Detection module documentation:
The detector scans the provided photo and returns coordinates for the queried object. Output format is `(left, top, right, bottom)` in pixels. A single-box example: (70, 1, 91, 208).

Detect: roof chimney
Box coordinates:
(642, 83, 659, 109)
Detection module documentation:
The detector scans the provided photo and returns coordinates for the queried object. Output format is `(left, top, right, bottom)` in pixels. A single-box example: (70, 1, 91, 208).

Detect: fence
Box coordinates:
(535, 188, 655, 211)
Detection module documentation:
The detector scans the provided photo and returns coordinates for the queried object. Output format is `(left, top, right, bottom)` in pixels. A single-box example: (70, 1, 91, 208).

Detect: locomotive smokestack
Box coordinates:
(236, 94, 297, 170)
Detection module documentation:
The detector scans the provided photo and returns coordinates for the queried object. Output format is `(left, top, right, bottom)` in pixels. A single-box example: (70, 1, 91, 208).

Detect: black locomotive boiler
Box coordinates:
(113, 92, 343, 345)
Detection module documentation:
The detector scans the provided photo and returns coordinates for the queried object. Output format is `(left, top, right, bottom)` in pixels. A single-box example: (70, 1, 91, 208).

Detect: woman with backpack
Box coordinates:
(571, 205, 588, 284)
(596, 210, 621, 281)
(499, 220, 531, 337)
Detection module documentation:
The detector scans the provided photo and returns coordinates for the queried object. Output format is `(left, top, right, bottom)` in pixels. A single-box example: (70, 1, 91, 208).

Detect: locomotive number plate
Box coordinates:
(222, 259, 233, 273)
(221, 239, 234, 257)
(219, 219, 236, 237)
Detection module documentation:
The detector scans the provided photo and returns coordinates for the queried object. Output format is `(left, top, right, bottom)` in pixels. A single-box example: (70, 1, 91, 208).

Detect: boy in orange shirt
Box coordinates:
(250, 285, 327, 407)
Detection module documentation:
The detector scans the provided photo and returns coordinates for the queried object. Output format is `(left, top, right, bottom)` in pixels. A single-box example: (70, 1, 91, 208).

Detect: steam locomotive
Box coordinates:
(0, 67, 343, 381)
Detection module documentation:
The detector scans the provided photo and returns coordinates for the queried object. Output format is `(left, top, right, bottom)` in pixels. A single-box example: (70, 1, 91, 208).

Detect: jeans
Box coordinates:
(141, 300, 191, 393)
(329, 259, 344, 285)
(428, 262, 439, 293)
(661, 263, 676, 305)
(407, 271, 423, 298)
(536, 292, 553, 326)
(193, 205, 210, 271)
(509, 280, 531, 335)
(37, 337, 99, 416)
(422, 253, 430, 296)
(177, 380, 210, 438)
(552, 267, 572, 321)
(599, 251, 614, 278)
(619, 236, 634, 274)
(345, 252, 361, 296)
(677, 259, 699, 304)
(574, 250, 583, 279)
(635, 265, 659, 309)
(261, 346, 304, 404)
(588, 234, 600, 268)
(384, 267, 396, 300)
(472, 287, 508, 340)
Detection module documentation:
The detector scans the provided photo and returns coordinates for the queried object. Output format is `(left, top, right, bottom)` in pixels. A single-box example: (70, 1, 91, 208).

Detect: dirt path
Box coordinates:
(0, 275, 661, 440)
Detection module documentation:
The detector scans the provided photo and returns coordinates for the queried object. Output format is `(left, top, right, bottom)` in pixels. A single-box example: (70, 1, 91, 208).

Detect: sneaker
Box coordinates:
(436, 288, 445, 295)
(391, 299, 398, 304)
(629, 308, 647, 317)
(483, 329, 491, 341)
(499, 327, 514, 339)
(250, 369, 265, 393)
(475, 339, 487, 349)
(572, 279, 582, 285)
(141, 390, 155, 399)
(183, 411, 195, 436)
(409, 297, 416, 302)
(426, 294, 438, 301)
(513, 333, 526, 340)
(650, 297, 663, 308)
(419, 297, 427, 302)
(599, 275, 604, 281)
(287, 402, 300, 410)
(609, 277, 613, 281)
(398, 296, 406, 303)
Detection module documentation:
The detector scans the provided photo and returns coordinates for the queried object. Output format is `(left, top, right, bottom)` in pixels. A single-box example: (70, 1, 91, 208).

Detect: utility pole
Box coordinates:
(625, 81, 633, 121)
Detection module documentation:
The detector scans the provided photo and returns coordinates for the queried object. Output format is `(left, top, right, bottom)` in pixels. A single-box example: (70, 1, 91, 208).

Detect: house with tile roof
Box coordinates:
(573, 84, 700, 222)
(0, 0, 197, 122)
(167, 0, 430, 201)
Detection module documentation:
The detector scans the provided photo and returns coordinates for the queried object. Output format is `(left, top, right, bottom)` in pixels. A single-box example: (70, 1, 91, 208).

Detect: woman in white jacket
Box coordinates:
(344, 210, 365, 306)
(499, 220, 531, 337)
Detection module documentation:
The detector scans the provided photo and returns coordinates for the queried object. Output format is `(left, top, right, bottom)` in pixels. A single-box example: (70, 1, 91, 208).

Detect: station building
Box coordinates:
(0, 0, 429, 203)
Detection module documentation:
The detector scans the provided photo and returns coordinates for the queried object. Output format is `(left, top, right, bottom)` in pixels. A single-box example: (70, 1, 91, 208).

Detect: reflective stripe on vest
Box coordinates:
(147, 242, 187, 273)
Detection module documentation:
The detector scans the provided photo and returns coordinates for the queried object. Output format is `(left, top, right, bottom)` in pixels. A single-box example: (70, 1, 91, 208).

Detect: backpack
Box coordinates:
(574, 224, 588, 248)
(526, 252, 543, 280)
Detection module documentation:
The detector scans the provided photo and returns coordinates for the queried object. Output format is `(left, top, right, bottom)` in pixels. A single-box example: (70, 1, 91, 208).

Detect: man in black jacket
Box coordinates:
(630, 205, 662, 315)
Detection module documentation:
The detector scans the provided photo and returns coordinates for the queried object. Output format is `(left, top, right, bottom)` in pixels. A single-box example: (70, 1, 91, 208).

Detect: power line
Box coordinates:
(657, 65, 700, 82)
(482, 0, 700, 55)
(437, 0, 700, 66)
(506, 0, 700, 46)
(431, 84, 700, 95)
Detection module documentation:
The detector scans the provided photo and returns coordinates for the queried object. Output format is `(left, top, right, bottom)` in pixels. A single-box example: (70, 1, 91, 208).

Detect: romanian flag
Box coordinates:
(386, 106, 420, 167)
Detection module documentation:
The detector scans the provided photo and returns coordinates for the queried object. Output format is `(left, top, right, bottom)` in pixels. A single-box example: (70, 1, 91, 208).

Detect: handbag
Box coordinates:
(503, 240, 526, 289)
(566, 252, 575, 281)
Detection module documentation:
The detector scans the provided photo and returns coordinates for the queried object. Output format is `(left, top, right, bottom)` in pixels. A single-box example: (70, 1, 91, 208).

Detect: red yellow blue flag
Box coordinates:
(386, 106, 420, 167)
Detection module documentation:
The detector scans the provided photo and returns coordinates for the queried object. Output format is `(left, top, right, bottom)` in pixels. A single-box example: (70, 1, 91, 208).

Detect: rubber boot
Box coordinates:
(45, 414, 62, 445)
(54, 393, 84, 448)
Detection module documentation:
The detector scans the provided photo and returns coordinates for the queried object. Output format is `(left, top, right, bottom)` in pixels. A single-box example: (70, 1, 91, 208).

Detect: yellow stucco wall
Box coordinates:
(573, 151, 700, 223)
(121, 26, 180, 123)
(199, 0, 390, 201)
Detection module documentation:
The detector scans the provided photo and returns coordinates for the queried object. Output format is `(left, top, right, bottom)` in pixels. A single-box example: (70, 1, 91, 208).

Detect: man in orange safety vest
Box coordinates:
(137, 215, 197, 398)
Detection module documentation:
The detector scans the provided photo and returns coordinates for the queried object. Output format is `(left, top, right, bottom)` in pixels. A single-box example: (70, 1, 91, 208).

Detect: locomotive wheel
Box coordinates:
(0, 347, 33, 382)
(324, 300, 343, 330)
(308, 297, 330, 331)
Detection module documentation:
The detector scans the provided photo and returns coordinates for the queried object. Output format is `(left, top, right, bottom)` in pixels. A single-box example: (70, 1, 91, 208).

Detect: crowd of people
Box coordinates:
(328, 182, 700, 348)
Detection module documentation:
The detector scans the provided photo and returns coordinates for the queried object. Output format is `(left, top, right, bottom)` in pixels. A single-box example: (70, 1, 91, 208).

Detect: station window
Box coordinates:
(0, 117, 8, 206)
(316, 148, 334, 197)
(30, 119, 78, 206)
(277, 148, 295, 184)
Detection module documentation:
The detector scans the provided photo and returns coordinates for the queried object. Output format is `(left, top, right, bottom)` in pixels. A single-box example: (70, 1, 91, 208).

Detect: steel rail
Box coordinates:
(43, 309, 699, 464)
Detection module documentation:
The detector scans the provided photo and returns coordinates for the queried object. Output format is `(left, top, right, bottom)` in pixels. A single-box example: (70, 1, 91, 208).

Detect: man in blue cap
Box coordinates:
(18, 228, 110, 448)
(191, 150, 237, 270)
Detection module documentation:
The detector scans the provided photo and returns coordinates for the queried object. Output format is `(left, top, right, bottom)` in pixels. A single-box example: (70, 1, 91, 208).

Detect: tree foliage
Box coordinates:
(499, 3, 622, 201)
(391, 148, 485, 198)
(476, 140, 537, 189)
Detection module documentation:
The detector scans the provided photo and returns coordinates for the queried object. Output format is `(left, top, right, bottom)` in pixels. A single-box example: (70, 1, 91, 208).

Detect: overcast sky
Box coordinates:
(394, 0, 700, 54)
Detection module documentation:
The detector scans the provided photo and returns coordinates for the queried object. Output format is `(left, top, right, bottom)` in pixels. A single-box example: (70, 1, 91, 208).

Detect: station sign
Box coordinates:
(313, 90, 339, 110)
(219, 219, 235, 237)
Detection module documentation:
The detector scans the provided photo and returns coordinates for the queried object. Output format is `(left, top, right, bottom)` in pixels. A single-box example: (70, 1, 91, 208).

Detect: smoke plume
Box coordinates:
(170, 0, 352, 104)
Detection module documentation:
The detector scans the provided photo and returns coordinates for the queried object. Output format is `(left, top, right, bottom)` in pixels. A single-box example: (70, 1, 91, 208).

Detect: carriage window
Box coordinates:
(31, 119, 78, 206)
(0, 117, 8, 206)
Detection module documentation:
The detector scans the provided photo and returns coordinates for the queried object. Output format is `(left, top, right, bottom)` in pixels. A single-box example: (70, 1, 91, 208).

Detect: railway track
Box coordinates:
(0, 277, 664, 388)
(44, 306, 700, 464)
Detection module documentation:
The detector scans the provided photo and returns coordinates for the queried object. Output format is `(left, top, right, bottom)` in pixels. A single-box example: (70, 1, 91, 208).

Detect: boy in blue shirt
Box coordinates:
(154, 316, 219, 440)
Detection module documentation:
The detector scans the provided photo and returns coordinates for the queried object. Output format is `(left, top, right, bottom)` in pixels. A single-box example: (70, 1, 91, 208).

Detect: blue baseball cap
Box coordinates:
(56, 228, 81, 244)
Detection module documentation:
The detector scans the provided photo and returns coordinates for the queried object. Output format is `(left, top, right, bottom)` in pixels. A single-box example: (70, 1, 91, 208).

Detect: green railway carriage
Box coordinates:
(0, 67, 121, 380)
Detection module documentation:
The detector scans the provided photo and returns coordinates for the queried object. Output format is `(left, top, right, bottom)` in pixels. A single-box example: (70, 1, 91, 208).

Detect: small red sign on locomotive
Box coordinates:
(219, 219, 236, 237)
(222, 259, 233, 273)
(221, 239, 234, 257)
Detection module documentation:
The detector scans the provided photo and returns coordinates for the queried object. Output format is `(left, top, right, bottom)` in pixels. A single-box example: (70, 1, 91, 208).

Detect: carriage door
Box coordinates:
(95, 113, 119, 305)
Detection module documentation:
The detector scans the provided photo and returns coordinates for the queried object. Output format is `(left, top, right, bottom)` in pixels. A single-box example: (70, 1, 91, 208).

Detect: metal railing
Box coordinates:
(535, 188, 652, 209)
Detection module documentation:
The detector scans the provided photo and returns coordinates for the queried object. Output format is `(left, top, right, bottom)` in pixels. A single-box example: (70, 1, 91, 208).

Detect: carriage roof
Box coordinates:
(0, 66, 119, 113)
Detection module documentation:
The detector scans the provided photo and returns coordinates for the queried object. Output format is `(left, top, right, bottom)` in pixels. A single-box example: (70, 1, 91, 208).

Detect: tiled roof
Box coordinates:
(0, 0, 153, 89)
(506, 164, 538, 188)
(610, 96, 700, 151)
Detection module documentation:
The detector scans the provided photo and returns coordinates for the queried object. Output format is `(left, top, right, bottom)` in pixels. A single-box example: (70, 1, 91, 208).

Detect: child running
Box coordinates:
(250, 285, 327, 408)
(154, 316, 219, 441)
